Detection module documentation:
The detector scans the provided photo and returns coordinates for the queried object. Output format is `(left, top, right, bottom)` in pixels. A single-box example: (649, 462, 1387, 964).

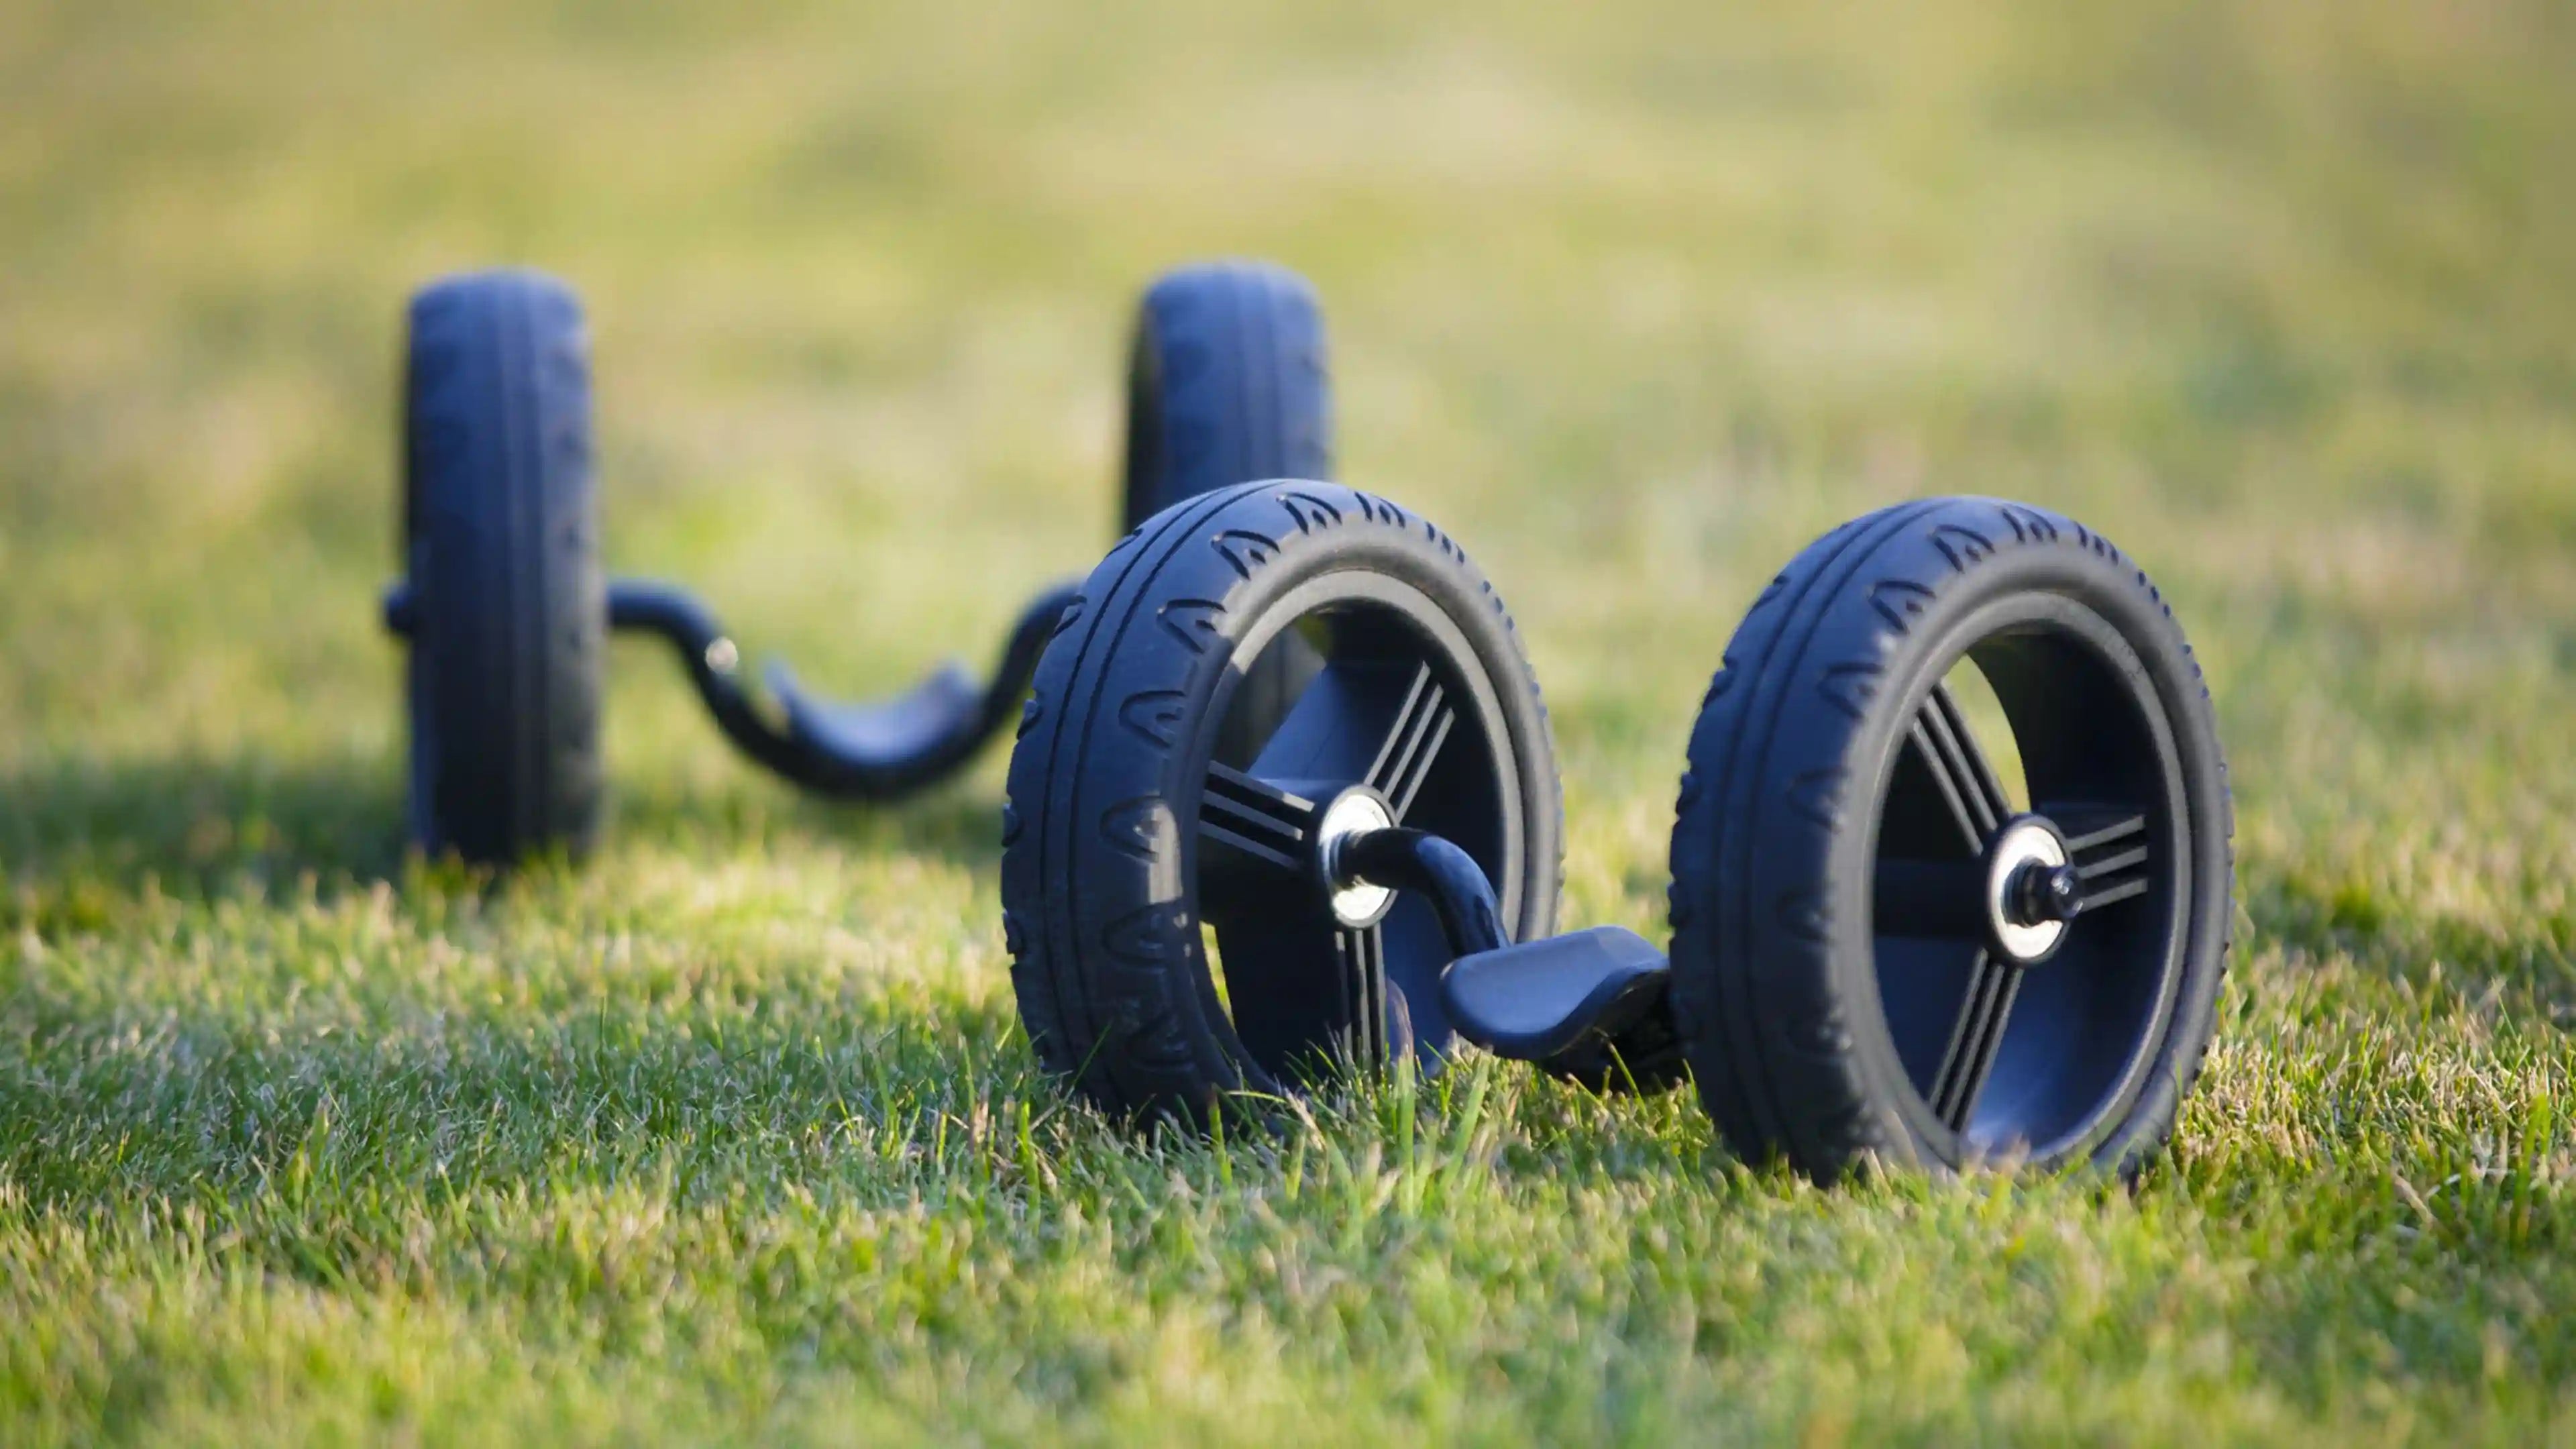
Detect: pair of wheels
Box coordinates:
(384, 261, 1330, 863)
(1000, 484, 2235, 1181)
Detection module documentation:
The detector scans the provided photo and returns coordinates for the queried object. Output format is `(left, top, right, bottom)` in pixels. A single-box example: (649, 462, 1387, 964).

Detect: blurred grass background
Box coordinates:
(2, 0, 2573, 1442)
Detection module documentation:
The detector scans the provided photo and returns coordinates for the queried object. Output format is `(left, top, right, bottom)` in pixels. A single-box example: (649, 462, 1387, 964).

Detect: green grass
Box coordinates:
(4, 0, 2575, 1441)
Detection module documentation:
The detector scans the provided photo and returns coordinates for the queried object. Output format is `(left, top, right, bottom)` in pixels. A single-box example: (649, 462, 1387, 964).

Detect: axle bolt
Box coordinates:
(2011, 862, 2085, 926)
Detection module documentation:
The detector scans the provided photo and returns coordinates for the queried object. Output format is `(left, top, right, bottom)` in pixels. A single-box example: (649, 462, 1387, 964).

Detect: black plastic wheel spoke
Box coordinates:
(2048, 804, 2153, 914)
(1364, 663, 1457, 822)
(1927, 951, 2020, 1132)
(1335, 924, 1388, 1065)
(1199, 763, 1321, 879)
(1910, 683, 2014, 854)
(2081, 877, 2151, 910)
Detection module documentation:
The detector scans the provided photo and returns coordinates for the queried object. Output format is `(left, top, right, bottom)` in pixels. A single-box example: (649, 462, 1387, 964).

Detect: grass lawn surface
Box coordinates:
(3, 0, 2573, 1442)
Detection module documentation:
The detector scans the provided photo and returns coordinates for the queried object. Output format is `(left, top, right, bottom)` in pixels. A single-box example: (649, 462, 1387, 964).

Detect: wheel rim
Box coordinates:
(1184, 572, 1527, 1082)
(1866, 594, 2191, 1163)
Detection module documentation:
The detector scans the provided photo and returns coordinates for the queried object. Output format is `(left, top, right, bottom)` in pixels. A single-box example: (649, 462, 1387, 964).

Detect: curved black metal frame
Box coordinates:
(384, 576, 1079, 802)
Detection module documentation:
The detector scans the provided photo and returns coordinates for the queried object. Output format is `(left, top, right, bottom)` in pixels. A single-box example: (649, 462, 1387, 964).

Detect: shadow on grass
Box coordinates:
(0, 753, 408, 920)
(0, 751, 1010, 929)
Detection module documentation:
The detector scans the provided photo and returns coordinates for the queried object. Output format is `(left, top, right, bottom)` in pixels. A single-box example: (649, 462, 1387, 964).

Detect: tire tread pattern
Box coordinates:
(405, 269, 604, 863)
(1667, 497, 2233, 1181)
(1003, 482, 1561, 1125)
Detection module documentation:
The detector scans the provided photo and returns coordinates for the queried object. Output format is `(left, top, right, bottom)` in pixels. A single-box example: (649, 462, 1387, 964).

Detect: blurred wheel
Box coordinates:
(1120, 262, 1334, 765)
(398, 269, 606, 864)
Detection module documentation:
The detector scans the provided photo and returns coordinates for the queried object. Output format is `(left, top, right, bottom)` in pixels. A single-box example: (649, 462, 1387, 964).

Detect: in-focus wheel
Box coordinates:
(1003, 482, 1559, 1126)
(1120, 262, 1334, 765)
(400, 270, 606, 863)
(1668, 498, 2233, 1181)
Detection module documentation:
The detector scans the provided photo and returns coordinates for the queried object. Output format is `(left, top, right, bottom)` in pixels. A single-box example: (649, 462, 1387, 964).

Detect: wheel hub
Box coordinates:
(1982, 816, 2076, 965)
(1315, 787, 1398, 927)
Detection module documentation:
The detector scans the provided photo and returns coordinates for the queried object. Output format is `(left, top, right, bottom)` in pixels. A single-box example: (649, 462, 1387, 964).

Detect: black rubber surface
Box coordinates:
(1120, 263, 1334, 765)
(1666, 498, 2233, 1182)
(401, 270, 605, 863)
(1001, 481, 1560, 1127)
(1118, 262, 1332, 528)
(1443, 926, 1671, 1063)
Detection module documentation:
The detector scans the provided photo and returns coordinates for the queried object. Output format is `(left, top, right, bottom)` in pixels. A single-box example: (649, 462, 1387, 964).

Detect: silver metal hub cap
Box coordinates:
(1986, 818, 2070, 963)
(1317, 792, 1397, 926)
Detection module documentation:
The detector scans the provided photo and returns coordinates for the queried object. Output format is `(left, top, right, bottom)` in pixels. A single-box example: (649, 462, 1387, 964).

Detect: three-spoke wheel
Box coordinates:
(1666, 496, 2233, 1181)
(999, 481, 1560, 1124)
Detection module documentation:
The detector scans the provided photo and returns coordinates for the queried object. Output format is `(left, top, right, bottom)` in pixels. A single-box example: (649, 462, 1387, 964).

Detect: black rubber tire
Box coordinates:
(1666, 498, 2233, 1183)
(1120, 262, 1334, 766)
(1002, 481, 1561, 1127)
(401, 270, 606, 864)
(1118, 262, 1332, 527)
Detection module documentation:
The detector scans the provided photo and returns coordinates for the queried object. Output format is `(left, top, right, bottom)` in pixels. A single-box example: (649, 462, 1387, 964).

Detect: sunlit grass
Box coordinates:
(3, 0, 2573, 1441)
